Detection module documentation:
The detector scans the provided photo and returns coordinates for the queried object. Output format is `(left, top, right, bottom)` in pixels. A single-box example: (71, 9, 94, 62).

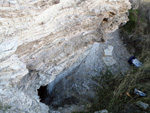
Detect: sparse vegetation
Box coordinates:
(123, 9, 139, 33)
(89, 71, 126, 113)
(75, 1, 150, 113)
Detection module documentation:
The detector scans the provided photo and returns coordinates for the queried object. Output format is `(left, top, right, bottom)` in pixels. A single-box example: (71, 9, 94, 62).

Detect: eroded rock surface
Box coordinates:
(0, 0, 131, 113)
(46, 30, 130, 113)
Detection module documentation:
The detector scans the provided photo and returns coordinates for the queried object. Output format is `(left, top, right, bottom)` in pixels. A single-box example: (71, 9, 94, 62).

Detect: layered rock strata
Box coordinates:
(0, 0, 131, 113)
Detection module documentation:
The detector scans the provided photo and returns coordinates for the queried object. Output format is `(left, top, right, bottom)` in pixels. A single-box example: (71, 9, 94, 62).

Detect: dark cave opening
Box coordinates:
(37, 84, 79, 107)
(37, 85, 48, 103)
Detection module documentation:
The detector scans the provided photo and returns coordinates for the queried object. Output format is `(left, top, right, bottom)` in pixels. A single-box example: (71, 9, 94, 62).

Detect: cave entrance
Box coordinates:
(37, 85, 48, 103)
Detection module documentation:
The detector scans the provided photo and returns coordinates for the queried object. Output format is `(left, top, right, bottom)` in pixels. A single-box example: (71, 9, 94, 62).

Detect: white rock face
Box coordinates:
(0, 0, 131, 113)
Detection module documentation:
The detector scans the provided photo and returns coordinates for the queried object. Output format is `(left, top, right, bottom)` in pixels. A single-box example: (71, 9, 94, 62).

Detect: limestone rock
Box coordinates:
(103, 45, 116, 66)
(0, 0, 131, 113)
(102, 56, 116, 66)
(46, 30, 130, 109)
(104, 45, 114, 56)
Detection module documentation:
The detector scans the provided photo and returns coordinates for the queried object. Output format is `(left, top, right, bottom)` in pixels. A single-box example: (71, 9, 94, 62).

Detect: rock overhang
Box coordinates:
(0, 0, 131, 113)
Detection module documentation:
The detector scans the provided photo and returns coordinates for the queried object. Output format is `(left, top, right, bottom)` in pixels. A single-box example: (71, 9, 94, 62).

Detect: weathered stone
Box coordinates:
(46, 30, 130, 109)
(104, 45, 114, 56)
(102, 56, 116, 66)
(0, 0, 131, 113)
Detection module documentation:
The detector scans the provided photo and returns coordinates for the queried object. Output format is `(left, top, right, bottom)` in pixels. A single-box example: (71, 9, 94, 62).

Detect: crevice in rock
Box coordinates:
(103, 18, 109, 22)
(37, 85, 48, 103)
(36, 70, 82, 108)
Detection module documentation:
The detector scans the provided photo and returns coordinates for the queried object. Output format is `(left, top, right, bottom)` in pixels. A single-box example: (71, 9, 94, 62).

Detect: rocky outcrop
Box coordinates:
(0, 0, 131, 113)
(46, 30, 130, 111)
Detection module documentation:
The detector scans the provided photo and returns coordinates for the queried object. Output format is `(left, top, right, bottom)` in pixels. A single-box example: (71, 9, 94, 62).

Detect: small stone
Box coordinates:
(102, 56, 116, 66)
(94, 109, 108, 113)
(136, 101, 149, 110)
(104, 45, 114, 56)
